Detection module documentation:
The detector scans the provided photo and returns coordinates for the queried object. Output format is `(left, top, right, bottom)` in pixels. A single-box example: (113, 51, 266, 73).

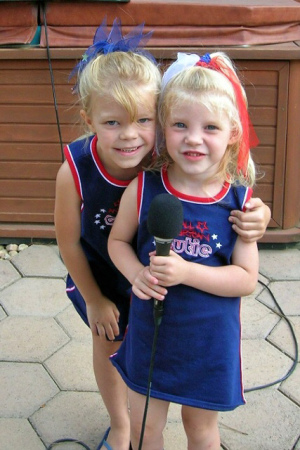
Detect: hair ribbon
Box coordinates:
(69, 17, 156, 91)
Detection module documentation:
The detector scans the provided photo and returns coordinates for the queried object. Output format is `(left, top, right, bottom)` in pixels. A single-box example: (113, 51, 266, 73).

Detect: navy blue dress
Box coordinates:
(111, 168, 252, 409)
(64, 134, 131, 340)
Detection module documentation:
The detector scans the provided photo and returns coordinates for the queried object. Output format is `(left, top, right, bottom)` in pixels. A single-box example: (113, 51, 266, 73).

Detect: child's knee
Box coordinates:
(130, 411, 165, 449)
(182, 407, 219, 446)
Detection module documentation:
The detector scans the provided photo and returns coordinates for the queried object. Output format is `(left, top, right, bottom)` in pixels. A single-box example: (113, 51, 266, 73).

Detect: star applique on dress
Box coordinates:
(94, 209, 107, 229)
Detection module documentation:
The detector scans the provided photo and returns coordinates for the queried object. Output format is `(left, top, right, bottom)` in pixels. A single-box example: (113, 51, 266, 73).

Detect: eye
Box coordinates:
(106, 120, 118, 126)
(138, 118, 150, 124)
(174, 122, 186, 129)
(206, 124, 218, 131)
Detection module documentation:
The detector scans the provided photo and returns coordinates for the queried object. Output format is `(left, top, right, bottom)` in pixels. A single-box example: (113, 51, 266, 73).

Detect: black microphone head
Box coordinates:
(147, 193, 183, 239)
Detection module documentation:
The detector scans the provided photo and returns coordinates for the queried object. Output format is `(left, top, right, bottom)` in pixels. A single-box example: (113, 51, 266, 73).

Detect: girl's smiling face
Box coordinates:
(165, 100, 236, 183)
(81, 87, 156, 180)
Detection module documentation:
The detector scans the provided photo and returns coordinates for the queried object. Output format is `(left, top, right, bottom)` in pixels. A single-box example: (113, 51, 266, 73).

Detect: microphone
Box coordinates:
(147, 193, 183, 324)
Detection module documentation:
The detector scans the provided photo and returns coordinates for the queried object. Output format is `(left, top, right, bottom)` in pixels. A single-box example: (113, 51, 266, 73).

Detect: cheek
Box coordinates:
(98, 128, 115, 142)
(165, 129, 177, 145)
(148, 127, 156, 140)
(144, 128, 156, 146)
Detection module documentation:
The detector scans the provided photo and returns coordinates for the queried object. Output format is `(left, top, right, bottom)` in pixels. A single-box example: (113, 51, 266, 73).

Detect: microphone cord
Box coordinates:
(138, 307, 163, 450)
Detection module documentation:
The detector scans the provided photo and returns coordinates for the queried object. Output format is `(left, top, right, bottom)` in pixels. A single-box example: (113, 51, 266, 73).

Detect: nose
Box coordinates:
(184, 129, 203, 146)
(120, 123, 138, 140)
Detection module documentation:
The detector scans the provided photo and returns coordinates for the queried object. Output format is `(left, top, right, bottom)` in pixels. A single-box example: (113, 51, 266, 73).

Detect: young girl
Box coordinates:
(108, 52, 260, 450)
(55, 18, 161, 450)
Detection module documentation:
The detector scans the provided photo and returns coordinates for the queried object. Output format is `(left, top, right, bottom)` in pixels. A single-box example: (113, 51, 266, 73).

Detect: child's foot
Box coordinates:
(98, 425, 131, 450)
(97, 427, 111, 449)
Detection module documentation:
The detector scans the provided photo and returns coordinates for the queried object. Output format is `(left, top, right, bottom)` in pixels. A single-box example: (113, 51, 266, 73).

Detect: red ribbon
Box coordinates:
(196, 56, 259, 175)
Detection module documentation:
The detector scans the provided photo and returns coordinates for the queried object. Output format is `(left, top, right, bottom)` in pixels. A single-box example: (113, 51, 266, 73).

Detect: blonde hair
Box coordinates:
(156, 52, 255, 187)
(77, 51, 161, 123)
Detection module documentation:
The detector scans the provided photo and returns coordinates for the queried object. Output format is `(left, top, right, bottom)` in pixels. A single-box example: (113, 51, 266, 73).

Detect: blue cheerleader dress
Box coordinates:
(111, 168, 252, 410)
(64, 134, 131, 340)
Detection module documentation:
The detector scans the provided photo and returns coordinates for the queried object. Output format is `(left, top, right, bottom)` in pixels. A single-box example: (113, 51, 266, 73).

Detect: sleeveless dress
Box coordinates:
(111, 168, 252, 409)
(64, 134, 131, 340)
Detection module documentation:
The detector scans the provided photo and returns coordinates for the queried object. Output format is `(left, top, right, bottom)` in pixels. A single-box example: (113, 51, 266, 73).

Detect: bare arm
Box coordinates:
(229, 197, 271, 243)
(108, 178, 167, 301)
(149, 238, 259, 298)
(55, 161, 120, 339)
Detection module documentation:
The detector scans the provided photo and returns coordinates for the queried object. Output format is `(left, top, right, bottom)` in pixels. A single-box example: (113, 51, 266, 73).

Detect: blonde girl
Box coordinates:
(108, 52, 260, 450)
(55, 19, 161, 450)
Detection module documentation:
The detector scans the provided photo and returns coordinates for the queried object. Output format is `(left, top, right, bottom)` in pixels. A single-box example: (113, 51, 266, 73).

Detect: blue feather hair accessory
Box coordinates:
(69, 17, 156, 91)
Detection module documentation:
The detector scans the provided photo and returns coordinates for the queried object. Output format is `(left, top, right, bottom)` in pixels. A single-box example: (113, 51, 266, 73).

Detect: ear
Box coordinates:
(80, 109, 95, 133)
(228, 128, 239, 145)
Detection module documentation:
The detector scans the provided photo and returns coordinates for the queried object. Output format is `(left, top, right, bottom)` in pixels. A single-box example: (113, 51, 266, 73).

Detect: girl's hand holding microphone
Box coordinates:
(132, 265, 168, 301)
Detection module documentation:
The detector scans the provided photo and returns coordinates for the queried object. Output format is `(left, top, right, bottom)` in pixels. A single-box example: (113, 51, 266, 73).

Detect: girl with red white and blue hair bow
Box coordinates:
(108, 51, 260, 449)
(157, 51, 259, 183)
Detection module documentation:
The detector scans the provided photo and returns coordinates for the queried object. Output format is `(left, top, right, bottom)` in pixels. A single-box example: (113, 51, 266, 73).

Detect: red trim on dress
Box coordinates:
(90, 135, 130, 187)
(137, 172, 144, 222)
(161, 166, 231, 204)
(242, 187, 253, 212)
(64, 145, 83, 200)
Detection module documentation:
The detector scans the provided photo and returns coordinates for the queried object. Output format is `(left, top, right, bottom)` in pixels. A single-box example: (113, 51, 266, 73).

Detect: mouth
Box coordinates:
(183, 151, 205, 158)
(116, 146, 140, 153)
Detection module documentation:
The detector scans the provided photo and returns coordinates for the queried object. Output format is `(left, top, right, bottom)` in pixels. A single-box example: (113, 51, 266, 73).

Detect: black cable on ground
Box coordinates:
(244, 278, 298, 393)
(41, 1, 64, 163)
(47, 437, 90, 449)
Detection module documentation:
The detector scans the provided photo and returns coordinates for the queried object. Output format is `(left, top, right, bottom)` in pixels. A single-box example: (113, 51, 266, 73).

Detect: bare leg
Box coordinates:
(128, 389, 169, 450)
(181, 406, 220, 450)
(93, 335, 130, 450)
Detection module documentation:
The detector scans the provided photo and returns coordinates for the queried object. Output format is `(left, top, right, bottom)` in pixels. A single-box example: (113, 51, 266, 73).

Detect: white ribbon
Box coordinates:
(161, 53, 200, 91)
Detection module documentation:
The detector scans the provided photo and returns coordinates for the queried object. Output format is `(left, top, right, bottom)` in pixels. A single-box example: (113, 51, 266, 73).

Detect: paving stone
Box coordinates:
(56, 304, 91, 340)
(268, 316, 300, 361)
(0, 362, 59, 418)
(257, 280, 300, 316)
(219, 388, 300, 450)
(241, 296, 280, 339)
(279, 362, 300, 406)
(242, 340, 293, 391)
(0, 418, 45, 450)
(31, 391, 109, 450)
(0, 259, 21, 291)
(259, 249, 300, 280)
(50, 244, 61, 258)
(0, 277, 69, 317)
(0, 316, 69, 362)
(45, 340, 98, 391)
(11, 244, 67, 278)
